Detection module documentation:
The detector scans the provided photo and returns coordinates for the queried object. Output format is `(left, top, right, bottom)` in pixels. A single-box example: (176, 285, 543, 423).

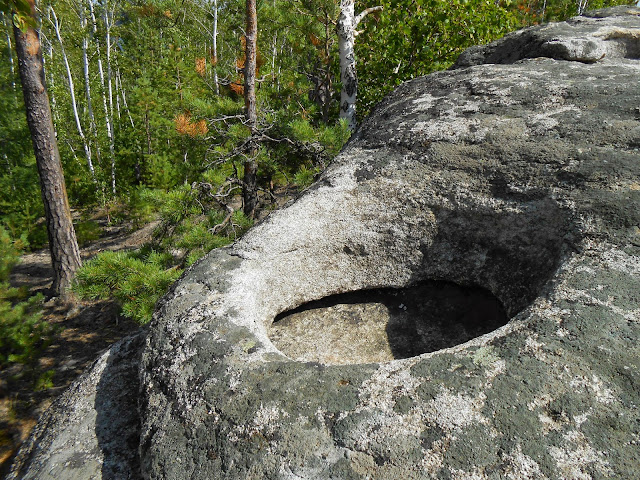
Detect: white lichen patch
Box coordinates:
(228, 403, 291, 447)
(549, 430, 612, 480)
(471, 346, 506, 383)
(538, 411, 566, 434)
(419, 437, 448, 475)
(569, 374, 615, 405)
(528, 298, 572, 326)
(346, 410, 426, 453)
(409, 118, 490, 144)
(502, 444, 549, 480)
(528, 395, 566, 434)
(425, 388, 487, 431)
(450, 466, 486, 480)
(573, 412, 590, 428)
(526, 105, 580, 135)
(249, 403, 290, 435)
(599, 247, 640, 276)
(356, 361, 423, 413)
(410, 93, 439, 110)
(523, 334, 547, 361)
(558, 287, 639, 323)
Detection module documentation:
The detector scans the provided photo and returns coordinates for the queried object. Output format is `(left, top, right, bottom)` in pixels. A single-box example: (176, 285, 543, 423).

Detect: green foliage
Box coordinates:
(357, 0, 521, 116)
(293, 166, 319, 189)
(151, 184, 254, 265)
(0, 0, 37, 31)
(74, 219, 103, 247)
(318, 119, 351, 157)
(0, 225, 22, 280)
(0, 29, 47, 247)
(34, 369, 55, 391)
(0, 227, 51, 368)
(73, 182, 256, 323)
(73, 250, 182, 324)
(0, 290, 47, 366)
(515, 0, 635, 23)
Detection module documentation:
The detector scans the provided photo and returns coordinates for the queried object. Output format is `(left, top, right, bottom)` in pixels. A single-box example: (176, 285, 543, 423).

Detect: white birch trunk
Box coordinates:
(117, 69, 135, 128)
(50, 7, 95, 177)
(337, 0, 357, 130)
(337, 2, 382, 131)
(80, 7, 95, 128)
(90, 0, 117, 196)
(43, 30, 59, 125)
(212, 0, 219, 95)
(1, 13, 17, 96)
(577, 0, 588, 15)
(79, 5, 102, 166)
(104, 4, 116, 194)
(115, 65, 121, 120)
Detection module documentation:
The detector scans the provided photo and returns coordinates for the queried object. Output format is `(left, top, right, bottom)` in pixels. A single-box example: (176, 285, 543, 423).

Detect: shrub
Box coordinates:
(74, 220, 103, 246)
(294, 166, 319, 189)
(0, 228, 51, 368)
(73, 250, 182, 324)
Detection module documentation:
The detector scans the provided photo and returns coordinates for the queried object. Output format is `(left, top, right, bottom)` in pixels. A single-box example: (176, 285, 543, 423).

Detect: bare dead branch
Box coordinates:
(354, 5, 383, 29)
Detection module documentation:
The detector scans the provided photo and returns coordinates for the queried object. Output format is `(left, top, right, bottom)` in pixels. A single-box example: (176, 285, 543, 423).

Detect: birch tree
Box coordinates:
(89, 0, 116, 196)
(243, 0, 258, 217)
(212, 0, 219, 94)
(337, 0, 381, 130)
(49, 6, 95, 177)
(103, 0, 116, 194)
(1, 12, 16, 97)
(79, 2, 100, 160)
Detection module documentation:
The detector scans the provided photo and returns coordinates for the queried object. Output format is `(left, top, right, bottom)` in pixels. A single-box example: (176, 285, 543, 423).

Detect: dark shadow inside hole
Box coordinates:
(271, 280, 509, 365)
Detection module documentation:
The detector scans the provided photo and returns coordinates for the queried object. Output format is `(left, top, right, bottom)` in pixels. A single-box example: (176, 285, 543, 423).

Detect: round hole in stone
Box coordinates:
(269, 281, 509, 365)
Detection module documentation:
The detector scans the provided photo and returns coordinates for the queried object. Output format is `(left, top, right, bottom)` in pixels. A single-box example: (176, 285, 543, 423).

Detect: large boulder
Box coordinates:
(10, 6, 640, 479)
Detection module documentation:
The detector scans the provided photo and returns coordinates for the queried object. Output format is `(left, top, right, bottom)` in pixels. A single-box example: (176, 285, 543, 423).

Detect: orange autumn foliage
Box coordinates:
(230, 36, 266, 96)
(309, 33, 322, 48)
(195, 57, 206, 76)
(175, 112, 208, 137)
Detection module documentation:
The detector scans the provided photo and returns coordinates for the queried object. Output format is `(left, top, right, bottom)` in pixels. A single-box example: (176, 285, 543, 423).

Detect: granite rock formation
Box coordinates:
(9, 6, 640, 479)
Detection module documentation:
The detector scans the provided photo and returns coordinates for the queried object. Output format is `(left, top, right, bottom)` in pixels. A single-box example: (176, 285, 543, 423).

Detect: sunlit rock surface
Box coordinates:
(10, 7, 640, 479)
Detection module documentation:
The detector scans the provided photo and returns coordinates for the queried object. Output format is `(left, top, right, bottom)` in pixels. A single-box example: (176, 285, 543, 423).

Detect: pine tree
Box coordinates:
(8, 0, 82, 297)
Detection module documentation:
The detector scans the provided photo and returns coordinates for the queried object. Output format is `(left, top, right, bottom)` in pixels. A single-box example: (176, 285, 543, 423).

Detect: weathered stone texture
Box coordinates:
(9, 6, 640, 480)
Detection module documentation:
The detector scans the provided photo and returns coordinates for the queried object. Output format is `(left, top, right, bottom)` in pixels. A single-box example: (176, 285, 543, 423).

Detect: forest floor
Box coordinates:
(0, 217, 157, 478)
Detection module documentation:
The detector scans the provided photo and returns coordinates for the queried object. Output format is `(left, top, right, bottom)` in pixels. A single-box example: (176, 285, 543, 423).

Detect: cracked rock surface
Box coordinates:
(9, 6, 640, 479)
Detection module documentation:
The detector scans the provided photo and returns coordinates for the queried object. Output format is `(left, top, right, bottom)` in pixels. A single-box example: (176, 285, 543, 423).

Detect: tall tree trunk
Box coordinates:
(322, 9, 332, 124)
(115, 62, 121, 120)
(243, 0, 258, 218)
(104, 5, 116, 195)
(42, 26, 59, 124)
(90, 0, 116, 197)
(13, 3, 82, 297)
(1, 12, 17, 99)
(79, 5, 98, 152)
(117, 68, 135, 128)
(212, 0, 219, 95)
(337, 1, 381, 130)
(337, 0, 356, 130)
(50, 6, 95, 177)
